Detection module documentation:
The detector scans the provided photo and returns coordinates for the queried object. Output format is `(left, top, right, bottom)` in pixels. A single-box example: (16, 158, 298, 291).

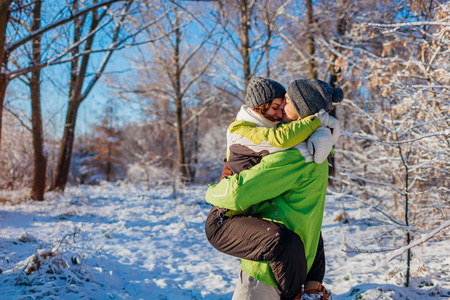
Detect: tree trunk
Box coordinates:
(188, 115, 199, 181)
(263, 0, 271, 78)
(30, 80, 47, 200)
(399, 136, 411, 287)
(305, 0, 317, 79)
(0, 0, 12, 156)
(173, 11, 189, 183)
(107, 141, 112, 181)
(0, 0, 10, 62)
(240, 0, 251, 89)
(51, 101, 80, 191)
(30, 0, 47, 200)
(51, 3, 100, 191)
(0, 78, 7, 156)
(328, 0, 347, 183)
(175, 94, 188, 182)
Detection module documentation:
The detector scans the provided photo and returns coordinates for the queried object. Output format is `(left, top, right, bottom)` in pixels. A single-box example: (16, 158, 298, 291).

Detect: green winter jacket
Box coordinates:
(226, 105, 321, 157)
(223, 105, 322, 217)
(205, 148, 328, 288)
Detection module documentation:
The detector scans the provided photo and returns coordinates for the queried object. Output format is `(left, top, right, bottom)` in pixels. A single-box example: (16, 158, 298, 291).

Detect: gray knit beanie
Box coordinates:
(244, 76, 286, 107)
(287, 79, 344, 118)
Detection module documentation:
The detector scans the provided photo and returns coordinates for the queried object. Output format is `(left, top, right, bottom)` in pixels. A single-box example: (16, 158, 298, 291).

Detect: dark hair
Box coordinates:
(250, 101, 273, 115)
(250, 100, 283, 122)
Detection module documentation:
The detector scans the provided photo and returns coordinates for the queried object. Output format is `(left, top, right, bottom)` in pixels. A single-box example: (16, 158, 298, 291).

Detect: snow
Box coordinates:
(0, 183, 449, 299)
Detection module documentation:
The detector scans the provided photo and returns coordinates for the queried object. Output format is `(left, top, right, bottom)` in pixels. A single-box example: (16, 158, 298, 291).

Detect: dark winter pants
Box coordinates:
(205, 206, 325, 299)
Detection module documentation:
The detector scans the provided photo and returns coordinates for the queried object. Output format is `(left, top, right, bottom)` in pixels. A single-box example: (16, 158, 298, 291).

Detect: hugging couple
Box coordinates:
(205, 77, 343, 300)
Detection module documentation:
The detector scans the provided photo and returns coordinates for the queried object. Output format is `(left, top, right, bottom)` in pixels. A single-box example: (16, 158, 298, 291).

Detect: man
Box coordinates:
(205, 79, 343, 300)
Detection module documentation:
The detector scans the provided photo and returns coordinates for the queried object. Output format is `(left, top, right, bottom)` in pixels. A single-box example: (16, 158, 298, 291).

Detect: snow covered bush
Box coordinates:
(3, 225, 97, 298)
(125, 160, 184, 194)
(0, 113, 33, 190)
(195, 125, 228, 184)
(21, 248, 69, 276)
(330, 1, 450, 286)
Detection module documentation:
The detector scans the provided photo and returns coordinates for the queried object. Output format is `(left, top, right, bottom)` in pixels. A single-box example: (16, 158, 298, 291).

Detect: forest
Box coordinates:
(0, 0, 449, 298)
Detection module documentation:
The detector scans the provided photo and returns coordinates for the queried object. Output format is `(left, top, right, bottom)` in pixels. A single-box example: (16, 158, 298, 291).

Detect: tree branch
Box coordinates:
(7, 0, 125, 53)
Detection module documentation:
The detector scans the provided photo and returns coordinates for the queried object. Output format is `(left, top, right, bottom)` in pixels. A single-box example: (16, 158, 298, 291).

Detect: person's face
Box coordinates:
(263, 98, 286, 122)
(283, 94, 300, 122)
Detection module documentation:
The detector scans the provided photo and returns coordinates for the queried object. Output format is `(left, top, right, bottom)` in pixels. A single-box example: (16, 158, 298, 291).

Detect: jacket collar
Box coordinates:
(236, 105, 279, 129)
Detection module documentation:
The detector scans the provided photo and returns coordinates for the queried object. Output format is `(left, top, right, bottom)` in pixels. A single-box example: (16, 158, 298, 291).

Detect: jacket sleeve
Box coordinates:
(229, 116, 321, 151)
(205, 150, 301, 211)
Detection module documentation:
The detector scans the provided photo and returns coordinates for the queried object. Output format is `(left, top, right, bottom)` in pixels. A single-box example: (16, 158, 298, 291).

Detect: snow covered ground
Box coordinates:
(0, 183, 449, 299)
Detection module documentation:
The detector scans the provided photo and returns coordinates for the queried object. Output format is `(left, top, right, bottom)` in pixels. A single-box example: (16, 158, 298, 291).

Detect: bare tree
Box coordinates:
(329, 0, 449, 287)
(113, 0, 222, 183)
(0, 0, 125, 157)
(0, 0, 12, 155)
(211, 0, 254, 87)
(50, 0, 142, 191)
(274, 0, 350, 82)
(29, 0, 46, 200)
(216, 0, 281, 93)
(304, 0, 317, 79)
(1, 0, 160, 193)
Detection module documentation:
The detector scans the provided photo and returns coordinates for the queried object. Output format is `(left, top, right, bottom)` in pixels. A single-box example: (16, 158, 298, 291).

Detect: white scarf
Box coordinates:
(236, 105, 279, 129)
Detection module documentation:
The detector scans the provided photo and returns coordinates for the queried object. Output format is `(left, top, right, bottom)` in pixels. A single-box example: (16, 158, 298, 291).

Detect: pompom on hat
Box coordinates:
(245, 76, 286, 108)
(286, 79, 344, 118)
